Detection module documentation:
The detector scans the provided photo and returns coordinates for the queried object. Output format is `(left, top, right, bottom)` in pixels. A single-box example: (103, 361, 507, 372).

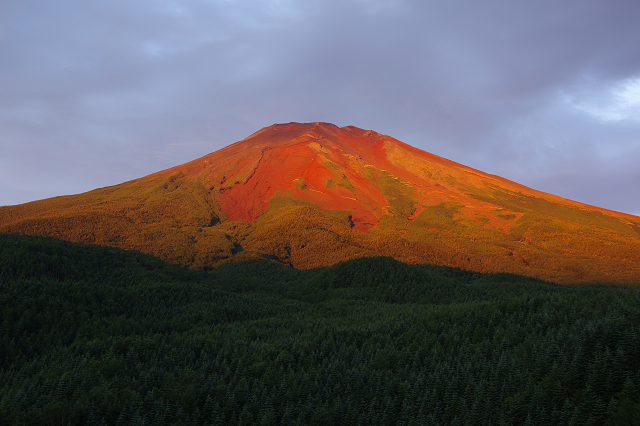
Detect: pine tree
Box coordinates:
(280, 405, 295, 426)
(238, 403, 253, 426)
(116, 398, 133, 426)
(558, 398, 573, 425)
(591, 397, 607, 423)
(86, 403, 101, 426)
(202, 395, 214, 424)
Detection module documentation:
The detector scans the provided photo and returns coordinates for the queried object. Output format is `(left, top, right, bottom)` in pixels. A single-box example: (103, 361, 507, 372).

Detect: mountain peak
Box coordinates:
(158, 122, 399, 228)
(2, 122, 640, 284)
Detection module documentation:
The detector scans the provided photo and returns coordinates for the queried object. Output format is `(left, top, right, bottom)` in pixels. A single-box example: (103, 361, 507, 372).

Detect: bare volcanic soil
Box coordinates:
(2, 122, 640, 284)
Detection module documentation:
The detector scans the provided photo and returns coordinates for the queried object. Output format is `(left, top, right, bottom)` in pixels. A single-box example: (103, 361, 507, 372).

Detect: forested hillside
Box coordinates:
(1, 233, 640, 425)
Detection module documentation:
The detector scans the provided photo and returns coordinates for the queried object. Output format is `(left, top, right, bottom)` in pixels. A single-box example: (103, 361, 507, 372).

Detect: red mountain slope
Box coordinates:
(2, 122, 640, 284)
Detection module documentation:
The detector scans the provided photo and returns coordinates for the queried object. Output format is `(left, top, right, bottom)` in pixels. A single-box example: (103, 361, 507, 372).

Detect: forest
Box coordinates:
(1, 232, 640, 425)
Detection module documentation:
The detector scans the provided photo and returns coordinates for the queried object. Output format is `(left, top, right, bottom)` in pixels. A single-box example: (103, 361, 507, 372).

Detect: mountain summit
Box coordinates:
(2, 122, 640, 283)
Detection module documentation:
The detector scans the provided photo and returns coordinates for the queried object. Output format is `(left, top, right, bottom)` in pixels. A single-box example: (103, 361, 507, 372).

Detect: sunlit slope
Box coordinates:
(1, 122, 640, 284)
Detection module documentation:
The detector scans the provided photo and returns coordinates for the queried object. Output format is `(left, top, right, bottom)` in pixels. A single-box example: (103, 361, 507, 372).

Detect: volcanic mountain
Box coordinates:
(2, 122, 640, 284)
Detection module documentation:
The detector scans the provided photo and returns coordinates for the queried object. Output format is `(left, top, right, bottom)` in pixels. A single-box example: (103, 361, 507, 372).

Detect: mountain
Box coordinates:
(2, 122, 640, 284)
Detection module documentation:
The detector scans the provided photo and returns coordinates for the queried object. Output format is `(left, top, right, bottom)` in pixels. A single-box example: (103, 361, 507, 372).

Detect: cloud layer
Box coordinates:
(2, 0, 640, 215)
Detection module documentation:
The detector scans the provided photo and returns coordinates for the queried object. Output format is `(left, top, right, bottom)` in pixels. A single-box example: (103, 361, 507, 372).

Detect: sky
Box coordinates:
(1, 0, 640, 216)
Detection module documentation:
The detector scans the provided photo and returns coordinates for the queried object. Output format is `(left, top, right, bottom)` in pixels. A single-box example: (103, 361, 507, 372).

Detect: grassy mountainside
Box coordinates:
(2, 233, 640, 425)
(2, 122, 640, 284)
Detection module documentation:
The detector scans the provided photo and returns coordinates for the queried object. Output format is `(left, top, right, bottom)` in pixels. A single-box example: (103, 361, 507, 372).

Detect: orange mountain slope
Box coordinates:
(2, 122, 640, 284)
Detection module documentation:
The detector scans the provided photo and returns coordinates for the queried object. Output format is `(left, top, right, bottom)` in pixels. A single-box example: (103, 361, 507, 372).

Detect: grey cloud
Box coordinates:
(1, 0, 639, 216)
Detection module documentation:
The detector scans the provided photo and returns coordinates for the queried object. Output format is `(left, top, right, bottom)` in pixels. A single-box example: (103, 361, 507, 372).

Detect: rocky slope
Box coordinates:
(2, 122, 640, 284)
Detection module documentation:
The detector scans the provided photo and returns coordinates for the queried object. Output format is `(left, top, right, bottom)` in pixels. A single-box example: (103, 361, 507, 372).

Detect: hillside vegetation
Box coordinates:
(2, 179, 640, 285)
(2, 233, 640, 425)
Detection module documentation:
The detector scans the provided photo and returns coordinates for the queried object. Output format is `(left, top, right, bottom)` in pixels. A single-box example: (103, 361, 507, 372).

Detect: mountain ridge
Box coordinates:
(2, 122, 639, 284)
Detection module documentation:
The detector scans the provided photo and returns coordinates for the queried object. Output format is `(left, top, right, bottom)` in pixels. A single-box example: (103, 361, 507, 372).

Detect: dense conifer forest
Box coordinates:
(1, 233, 640, 425)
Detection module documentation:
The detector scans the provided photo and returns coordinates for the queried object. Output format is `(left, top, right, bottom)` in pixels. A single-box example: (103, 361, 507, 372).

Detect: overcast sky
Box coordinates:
(1, 0, 639, 216)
